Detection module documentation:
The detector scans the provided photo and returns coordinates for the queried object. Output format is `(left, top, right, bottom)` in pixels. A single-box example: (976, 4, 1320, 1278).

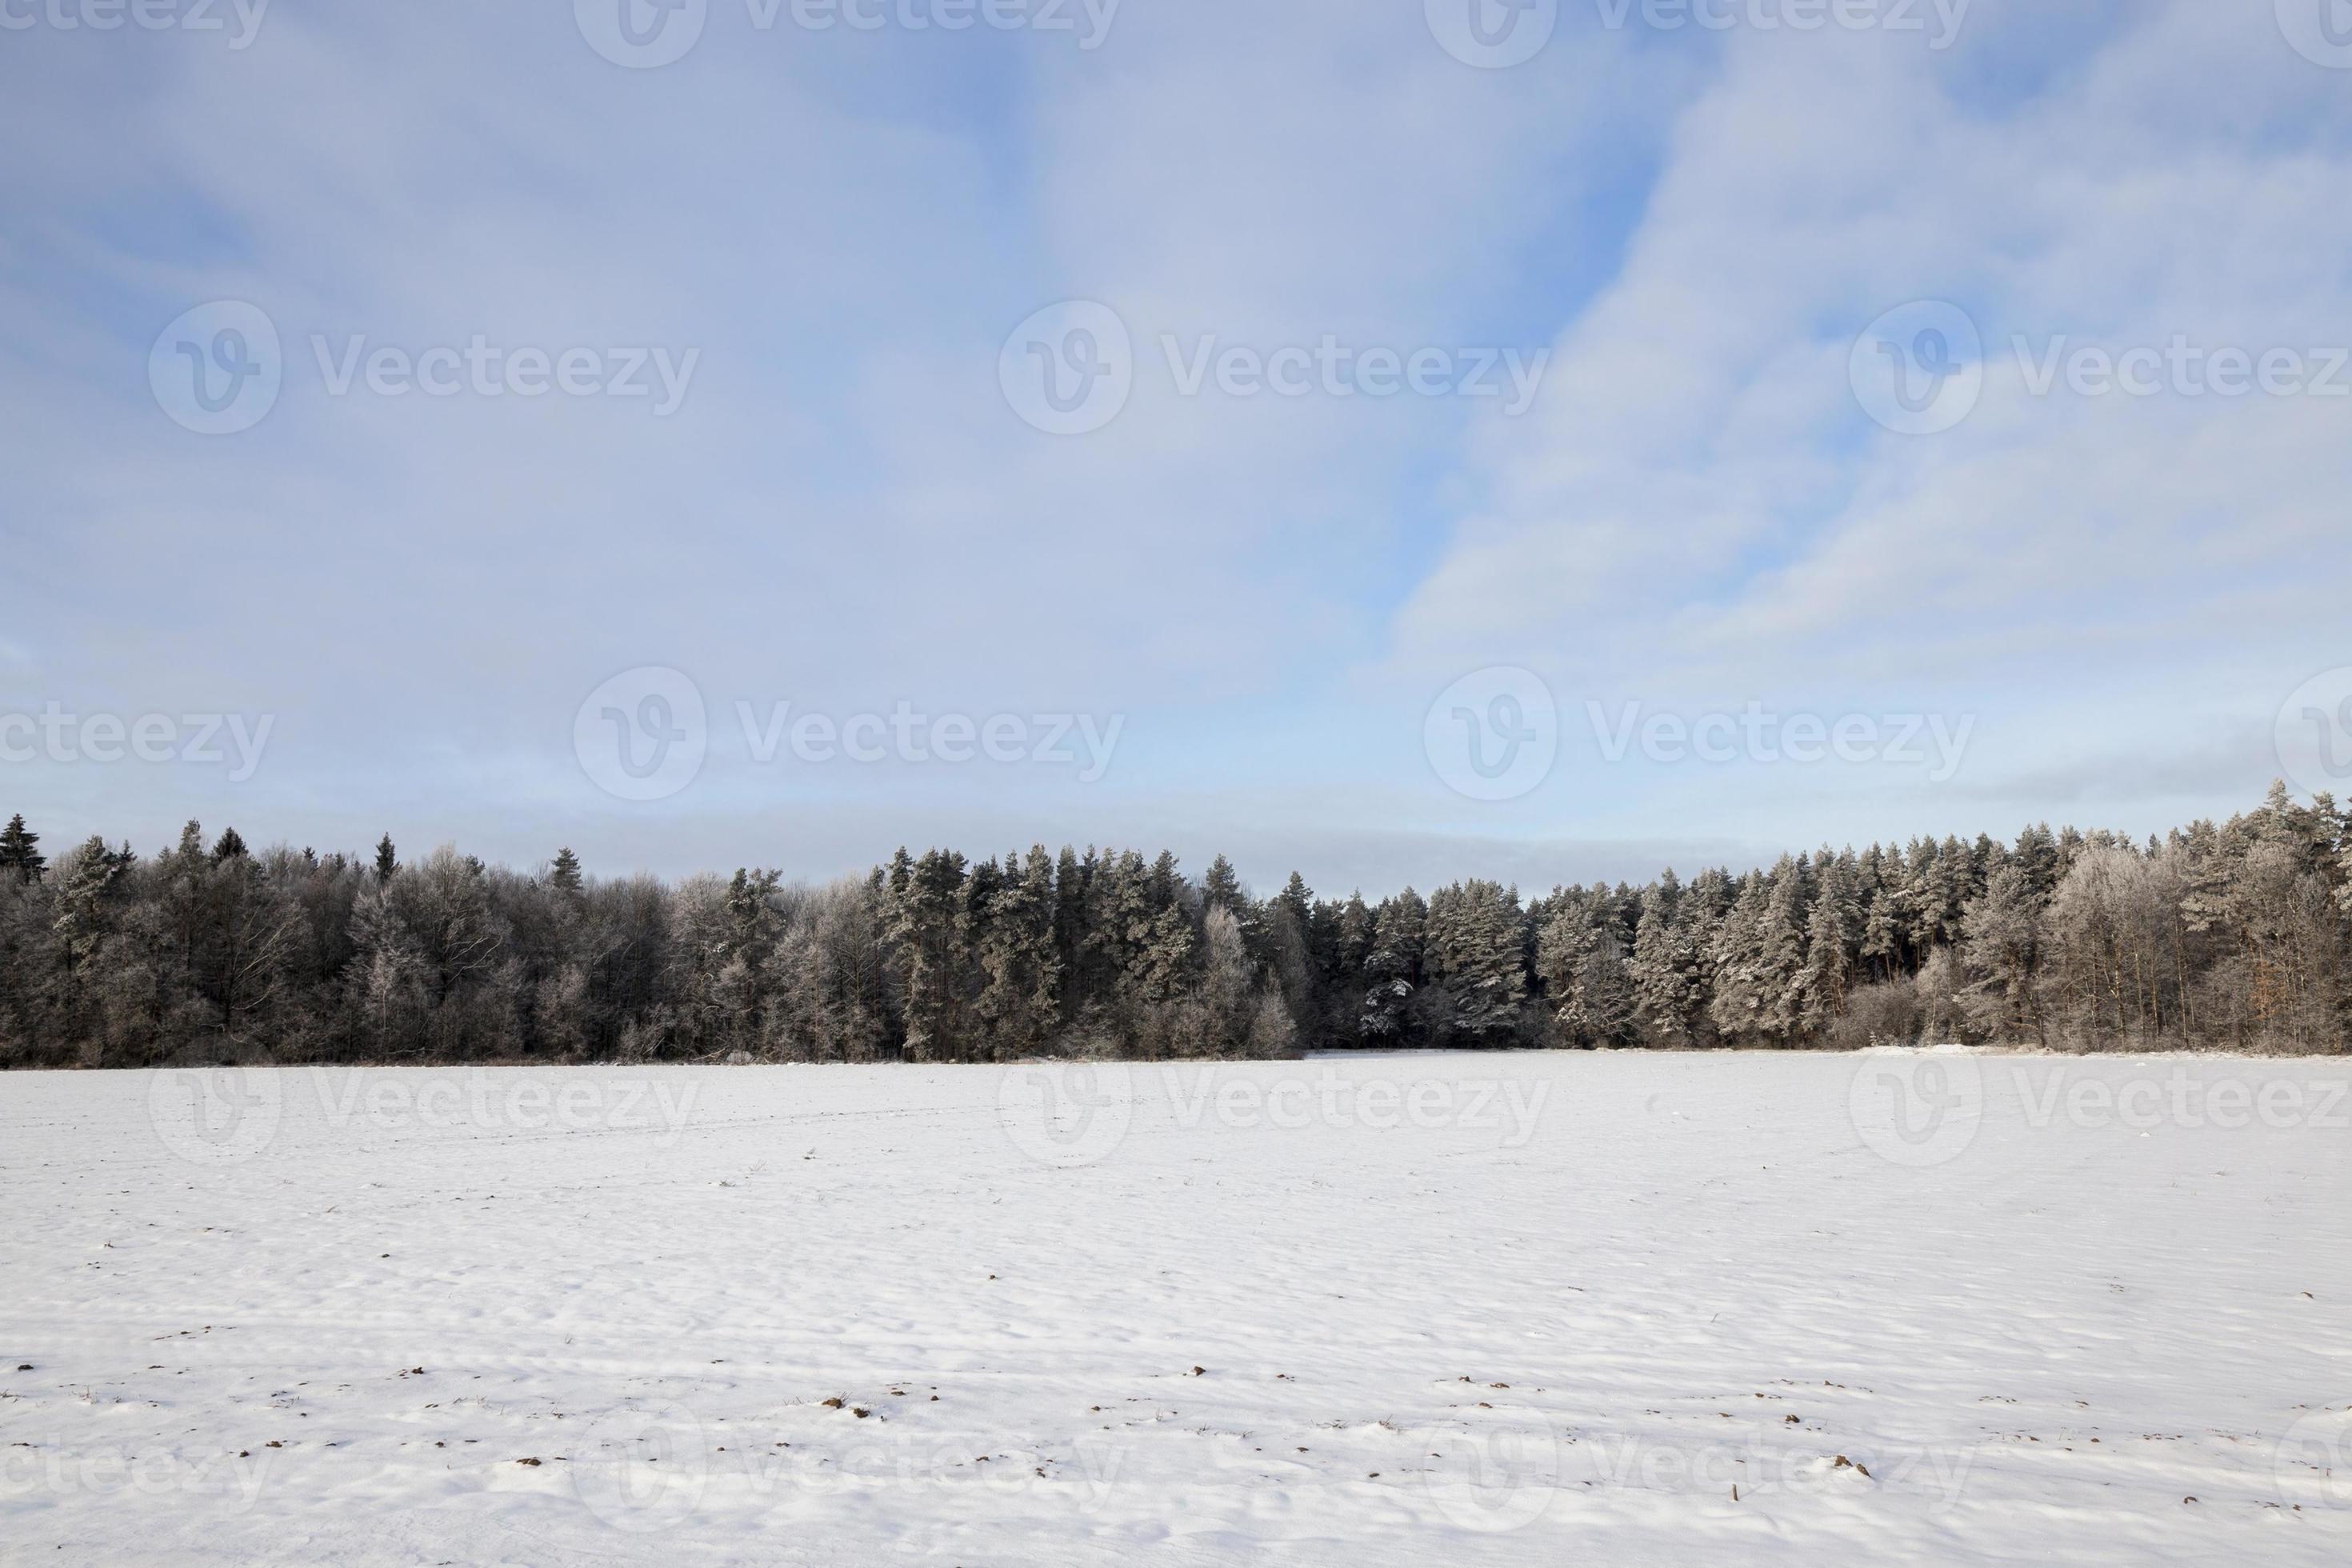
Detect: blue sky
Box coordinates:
(4, 0, 2350, 894)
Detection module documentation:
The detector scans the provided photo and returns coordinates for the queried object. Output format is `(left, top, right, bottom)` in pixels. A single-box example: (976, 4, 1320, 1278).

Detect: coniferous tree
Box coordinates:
(1202, 854, 1246, 916)
(1360, 888, 1426, 1043)
(0, 787, 2344, 1069)
(1628, 876, 1702, 1046)
(0, 814, 44, 883)
(1539, 894, 1634, 1049)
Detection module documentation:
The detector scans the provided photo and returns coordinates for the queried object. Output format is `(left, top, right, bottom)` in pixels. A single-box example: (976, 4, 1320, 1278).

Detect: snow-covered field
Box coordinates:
(4, 1050, 2350, 1566)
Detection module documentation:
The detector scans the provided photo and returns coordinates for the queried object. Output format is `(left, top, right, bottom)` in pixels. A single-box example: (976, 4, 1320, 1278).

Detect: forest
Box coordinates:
(0, 782, 2346, 1069)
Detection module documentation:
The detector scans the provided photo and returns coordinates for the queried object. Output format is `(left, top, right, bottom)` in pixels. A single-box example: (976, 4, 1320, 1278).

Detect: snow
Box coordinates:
(3, 1050, 2350, 1565)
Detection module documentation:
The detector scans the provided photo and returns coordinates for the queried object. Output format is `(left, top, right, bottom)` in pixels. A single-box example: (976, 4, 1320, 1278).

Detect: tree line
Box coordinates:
(0, 782, 2346, 1069)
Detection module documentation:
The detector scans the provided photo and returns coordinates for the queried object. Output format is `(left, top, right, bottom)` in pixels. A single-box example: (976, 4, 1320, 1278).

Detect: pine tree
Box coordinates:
(1628, 877, 1702, 1046)
(1360, 888, 1426, 1042)
(1860, 886, 1906, 981)
(1538, 895, 1634, 1048)
(1275, 872, 1314, 933)
(374, 834, 398, 885)
(1706, 872, 1770, 1042)
(1794, 881, 1855, 1037)
(1425, 879, 1527, 1046)
(1020, 846, 1063, 1042)
(1202, 854, 1246, 914)
(50, 836, 128, 1046)
(1754, 858, 1812, 1039)
(1052, 845, 1086, 1010)
(550, 847, 583, 894)
(0, 814, 44, 883)
(973, 847, 1062, 1057)
(1961, 863, 2043, 1042)
(889, 849, 968, 1062)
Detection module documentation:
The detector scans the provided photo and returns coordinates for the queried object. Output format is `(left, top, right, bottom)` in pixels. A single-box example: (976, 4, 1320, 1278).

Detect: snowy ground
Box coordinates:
(3, 1050, 2350, 1566)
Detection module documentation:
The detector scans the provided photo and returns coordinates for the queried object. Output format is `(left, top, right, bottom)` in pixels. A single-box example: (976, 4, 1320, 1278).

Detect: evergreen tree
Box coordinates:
(1960, 863, 2044, 1042)
(1424, 879, 1528, 1046)
(1706, 872, 1770, 1042)
(1628, 877, 1702, 1046)
(1754, 858, 1812, 1039)
(1202, 854, 1246, 915)
(0, 790, 2342, 1070)
(1860, 886, 1905, 982)
(1360, 888, 1426, 1043)
(0, 814, 44, 883)
(1538, 895, 1634, 1048)
(374, 834, 398, 885)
